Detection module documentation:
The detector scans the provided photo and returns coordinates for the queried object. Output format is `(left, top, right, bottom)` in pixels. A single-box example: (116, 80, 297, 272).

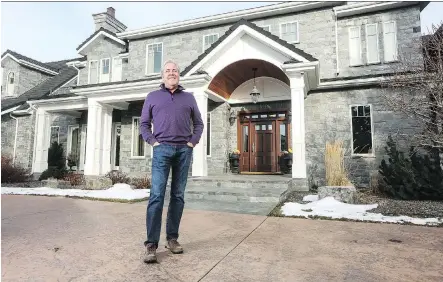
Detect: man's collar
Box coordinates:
(160, 83, 184, 92)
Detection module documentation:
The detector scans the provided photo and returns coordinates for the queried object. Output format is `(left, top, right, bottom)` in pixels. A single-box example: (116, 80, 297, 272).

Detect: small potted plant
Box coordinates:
(229, 149, 241, 173)
(279, 148, 293, 174)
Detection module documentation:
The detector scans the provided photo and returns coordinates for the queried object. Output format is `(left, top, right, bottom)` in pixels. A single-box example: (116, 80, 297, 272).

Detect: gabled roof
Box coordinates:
(1, 67, 78, 112)
(181, 18, 317, 76)
(45, 57, 86, 71)
(76, 27, 126, 54)
(1, 49, 60, 75)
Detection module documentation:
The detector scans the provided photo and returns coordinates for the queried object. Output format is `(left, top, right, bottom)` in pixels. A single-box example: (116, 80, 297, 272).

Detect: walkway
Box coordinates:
(2, 195, 442, 281)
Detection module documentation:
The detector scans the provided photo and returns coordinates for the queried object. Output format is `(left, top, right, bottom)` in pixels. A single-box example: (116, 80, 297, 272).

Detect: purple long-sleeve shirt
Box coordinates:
(140, 84, 204, 146)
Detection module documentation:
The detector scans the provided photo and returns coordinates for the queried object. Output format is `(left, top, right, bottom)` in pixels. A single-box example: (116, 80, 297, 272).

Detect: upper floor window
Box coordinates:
(351, 105, 373, 155)
(365, 23, 380, 64)
(6, 72, 15, 96)
(100, 58, 110, 83)
(383, 21, 397, 62)
(112, 57, 123, 82)
(280, 21, 299, 44)
(203, 33, 219, 51)
(88, 60, 99, 84)
(146, 43, 163, 75)
(349, 26, 362, 66)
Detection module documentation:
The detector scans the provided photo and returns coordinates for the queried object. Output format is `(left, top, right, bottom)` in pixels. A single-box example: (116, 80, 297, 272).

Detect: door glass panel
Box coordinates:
(269, 114, 277, 117)
(115, 124, 121, 166)
(260, 114, 267, 118)
(252, 115, 259, 119)
(255, 124, 260, 131)
(242, 125, 249, 152)
(280, 124, 286, 151)
(261, 125, 266, 130)
(278, 113, 286, 117)
(268, 124, 272, 130)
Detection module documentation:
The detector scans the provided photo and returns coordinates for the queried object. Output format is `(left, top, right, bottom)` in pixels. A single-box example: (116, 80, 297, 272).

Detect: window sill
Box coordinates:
(130, 156, 146, 160)
(145, 73, 161, 77)
(351, 154, 376, 159)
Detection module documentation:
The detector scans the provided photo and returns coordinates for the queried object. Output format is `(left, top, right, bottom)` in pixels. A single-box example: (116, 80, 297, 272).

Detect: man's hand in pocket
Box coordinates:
(187, 142, 194, 148)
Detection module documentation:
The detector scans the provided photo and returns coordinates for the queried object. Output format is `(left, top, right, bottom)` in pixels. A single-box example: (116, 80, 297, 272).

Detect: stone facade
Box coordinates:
(1, 57, 52, 99)
(207, 101, 230, 175)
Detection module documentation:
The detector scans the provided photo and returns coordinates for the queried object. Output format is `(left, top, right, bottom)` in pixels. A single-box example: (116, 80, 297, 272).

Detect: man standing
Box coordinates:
(140, 60, 204, 263)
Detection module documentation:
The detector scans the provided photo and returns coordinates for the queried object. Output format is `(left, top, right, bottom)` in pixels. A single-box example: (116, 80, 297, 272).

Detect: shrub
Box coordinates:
(1, 156, 30, 183)
(39, 142, 67, 181)
(131, 176, 152, 189)
(325, 140, 353, 186)
(378, 135, 443, 200)
(105, 171, 130, 185)
(63, 172, 85, 186)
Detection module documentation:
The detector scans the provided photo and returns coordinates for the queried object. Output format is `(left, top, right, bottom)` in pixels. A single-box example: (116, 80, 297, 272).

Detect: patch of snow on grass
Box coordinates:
(281, 196, 442, 226)
(1, 183, 150, 201)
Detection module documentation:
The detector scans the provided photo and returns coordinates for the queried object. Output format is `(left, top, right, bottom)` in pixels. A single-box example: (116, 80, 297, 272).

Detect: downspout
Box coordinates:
(334, 10, 340, 76)
(9, 113, 19, 165)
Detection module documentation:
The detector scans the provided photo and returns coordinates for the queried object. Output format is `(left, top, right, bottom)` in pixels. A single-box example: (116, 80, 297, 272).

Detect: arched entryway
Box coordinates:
(209, 59, 291, 174)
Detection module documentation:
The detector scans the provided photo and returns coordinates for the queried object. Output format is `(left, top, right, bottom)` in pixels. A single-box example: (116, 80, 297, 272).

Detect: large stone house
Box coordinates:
(1, 1, 430, 188)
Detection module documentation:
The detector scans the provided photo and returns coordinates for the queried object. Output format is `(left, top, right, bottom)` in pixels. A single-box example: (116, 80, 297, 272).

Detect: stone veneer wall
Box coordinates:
(207, 101, 230, 175)
(305, 87, 420, 188)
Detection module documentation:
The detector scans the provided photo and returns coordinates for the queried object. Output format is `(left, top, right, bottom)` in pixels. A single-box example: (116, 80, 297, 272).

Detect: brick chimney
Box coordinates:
(92, 7, 127, 33)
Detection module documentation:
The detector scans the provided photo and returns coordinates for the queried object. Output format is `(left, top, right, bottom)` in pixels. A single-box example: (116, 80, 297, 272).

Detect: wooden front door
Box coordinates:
(238, 111, 290, 173)
(251, 121, 275, 172)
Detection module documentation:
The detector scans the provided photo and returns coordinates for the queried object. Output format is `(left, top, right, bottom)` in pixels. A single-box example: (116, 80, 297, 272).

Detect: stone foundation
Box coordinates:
(318, 186, 356, 204)
(84, 176, 113, 190)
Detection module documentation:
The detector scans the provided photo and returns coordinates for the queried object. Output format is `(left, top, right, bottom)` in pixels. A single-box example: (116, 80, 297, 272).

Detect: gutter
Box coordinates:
(9, 113, 19, 165)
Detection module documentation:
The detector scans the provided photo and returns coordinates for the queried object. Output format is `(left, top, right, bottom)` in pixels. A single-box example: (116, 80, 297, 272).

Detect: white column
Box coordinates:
(289, 73, 307, 179)
(84, 100, 113, 176)
(191, 89, 208, 177)
(32, 108, 51, 173)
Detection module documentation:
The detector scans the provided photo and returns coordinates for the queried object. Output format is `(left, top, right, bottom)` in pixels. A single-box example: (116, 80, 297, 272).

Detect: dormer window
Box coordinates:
(100, 58, 111, 83)
(6, 72, 15, 96)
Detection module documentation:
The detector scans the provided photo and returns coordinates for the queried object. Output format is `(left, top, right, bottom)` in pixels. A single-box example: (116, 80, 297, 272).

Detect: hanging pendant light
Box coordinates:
(250, 67, 260, 104)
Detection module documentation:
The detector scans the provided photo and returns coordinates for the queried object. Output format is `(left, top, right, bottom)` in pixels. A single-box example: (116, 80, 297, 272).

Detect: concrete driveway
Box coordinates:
(2, 195, 443, 282)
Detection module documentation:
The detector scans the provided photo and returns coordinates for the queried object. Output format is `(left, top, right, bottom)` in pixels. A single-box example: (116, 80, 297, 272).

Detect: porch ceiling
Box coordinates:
(208, 59, 289, 99)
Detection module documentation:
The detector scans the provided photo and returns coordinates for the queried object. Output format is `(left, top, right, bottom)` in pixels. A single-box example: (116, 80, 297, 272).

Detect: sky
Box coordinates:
(1, 1, 442, 63)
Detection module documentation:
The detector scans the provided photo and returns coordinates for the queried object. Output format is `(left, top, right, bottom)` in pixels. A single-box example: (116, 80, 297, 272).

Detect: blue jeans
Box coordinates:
(144, 143, 193, 248)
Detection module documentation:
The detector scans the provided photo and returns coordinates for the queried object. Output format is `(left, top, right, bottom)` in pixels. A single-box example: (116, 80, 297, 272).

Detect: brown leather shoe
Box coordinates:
(143, 243, 157, 263)
(166, 239, 183, 254)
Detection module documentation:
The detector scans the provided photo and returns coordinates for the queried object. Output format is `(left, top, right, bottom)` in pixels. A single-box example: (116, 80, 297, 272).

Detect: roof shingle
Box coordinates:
(1, 49, 60, 73)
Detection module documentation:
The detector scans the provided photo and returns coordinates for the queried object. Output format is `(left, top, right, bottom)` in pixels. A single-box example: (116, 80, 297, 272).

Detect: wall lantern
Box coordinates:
(250, 67, 260, 104)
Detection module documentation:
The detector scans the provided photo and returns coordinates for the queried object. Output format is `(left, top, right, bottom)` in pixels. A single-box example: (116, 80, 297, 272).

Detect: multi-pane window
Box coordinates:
(100, 58, 110, 83)
(351, 105, 373, 155)
(6, 72, 15, 96)
(366, 23, 380, 64)
(203, 34, 219, 50)
(146, 43, 163, 74)
(383, 21, 397, 62)
(280, 22, 299, 43)
(112, 57, 123, 82)
(349, 26, 362, 66)
(132, 117, 145, 157)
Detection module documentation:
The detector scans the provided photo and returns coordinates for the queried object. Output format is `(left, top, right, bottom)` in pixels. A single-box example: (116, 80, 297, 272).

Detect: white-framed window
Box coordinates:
(259, 25, 271, 32)
(88, 60, 99, 84)
(207, 112, 211, 156)
(365, 23, 380, 64)
(112, 57, 123, 82)
(131, 117, 145, 158)
(6, 71, 15, 96)
(50, 126, 60, 145)
(350, 105, 374, 155)
(280, 21, 299, 43)
(383, 21, 398, 62)
(203, 33, 219, 51)
(145, 42, 163, 75)
(99, 58, 111, 83)
(349, 26, 362, 66)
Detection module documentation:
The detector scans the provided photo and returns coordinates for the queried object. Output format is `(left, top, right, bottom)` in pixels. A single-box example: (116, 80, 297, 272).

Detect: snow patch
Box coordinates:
(281, 196, 442, 226)
(1, 184, 150, 201)
(302, 194, 319, 202)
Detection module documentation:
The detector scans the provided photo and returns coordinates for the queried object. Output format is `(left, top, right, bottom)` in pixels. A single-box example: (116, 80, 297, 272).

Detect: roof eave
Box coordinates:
(334, 1, 420, 18)
(117, 1, 345, 40)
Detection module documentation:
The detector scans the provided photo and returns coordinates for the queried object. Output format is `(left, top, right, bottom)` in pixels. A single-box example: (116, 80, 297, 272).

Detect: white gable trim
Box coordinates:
(1, 105, 20, 116)
(77, 30, 126, 55)
(183, 24, 311, 77)
(1, 53, 58, 75)
(334, 2, 419, 18)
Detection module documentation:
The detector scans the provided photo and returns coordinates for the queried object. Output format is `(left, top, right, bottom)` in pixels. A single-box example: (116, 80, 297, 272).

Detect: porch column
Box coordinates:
(190, 89, 208, 177)
(289, 73, 307, 178)
(84, 100, 113, 175)
(32, 108, 51, 173)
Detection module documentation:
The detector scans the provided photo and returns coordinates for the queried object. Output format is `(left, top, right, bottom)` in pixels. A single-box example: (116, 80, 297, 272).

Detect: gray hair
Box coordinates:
(161, 59, 180, 74)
